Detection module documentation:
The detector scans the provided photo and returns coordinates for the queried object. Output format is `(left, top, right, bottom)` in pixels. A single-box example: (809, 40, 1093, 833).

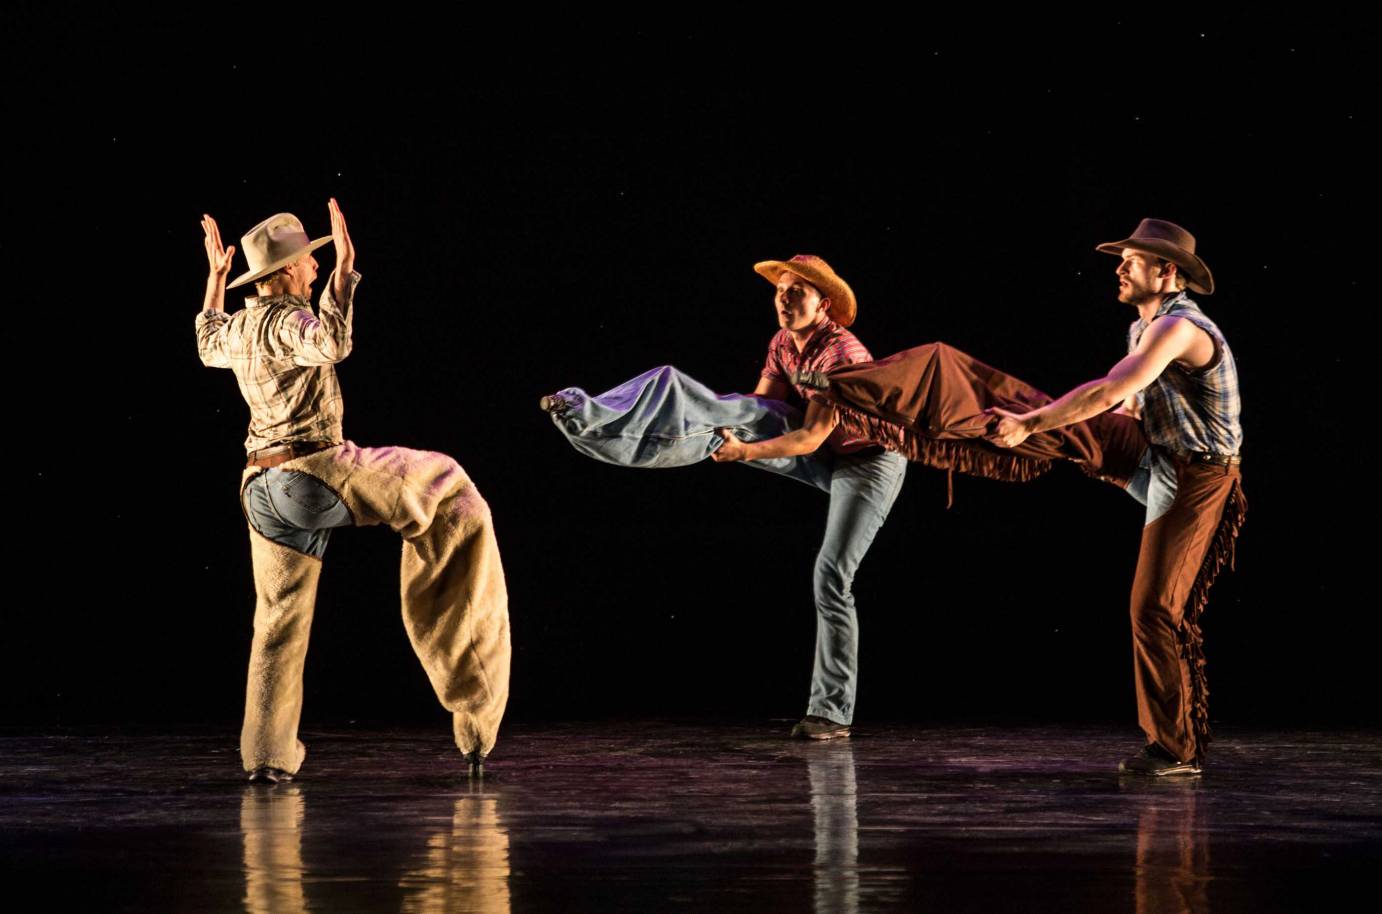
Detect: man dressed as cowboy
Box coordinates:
(711, 255, 908, 740)
(197, 202, 511, 782)
(989, 219, 1246, 775)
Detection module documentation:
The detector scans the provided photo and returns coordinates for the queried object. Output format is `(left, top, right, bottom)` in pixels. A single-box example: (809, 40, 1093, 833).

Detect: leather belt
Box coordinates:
(1185, 451, 1242, 467)
(246, 440, 335, 469)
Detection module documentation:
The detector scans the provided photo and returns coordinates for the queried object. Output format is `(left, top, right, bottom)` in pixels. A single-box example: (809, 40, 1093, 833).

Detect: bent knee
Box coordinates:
(1129, 599, 1181, 637)
(813, 560, 853, 607)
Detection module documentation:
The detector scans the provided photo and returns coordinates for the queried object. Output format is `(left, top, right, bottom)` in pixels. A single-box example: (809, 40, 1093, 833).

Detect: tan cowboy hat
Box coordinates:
(227, 213, 332, 290)
(1095, 218, 1214, 295)
(753, 254, 858, 327)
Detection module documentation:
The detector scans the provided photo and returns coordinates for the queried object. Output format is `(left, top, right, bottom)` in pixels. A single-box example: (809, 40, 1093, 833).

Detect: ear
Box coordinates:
(819, 297, 832, 313)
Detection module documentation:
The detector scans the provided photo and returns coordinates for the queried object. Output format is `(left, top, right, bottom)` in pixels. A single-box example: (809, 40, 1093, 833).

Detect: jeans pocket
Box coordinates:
(278, 471, 343, 515)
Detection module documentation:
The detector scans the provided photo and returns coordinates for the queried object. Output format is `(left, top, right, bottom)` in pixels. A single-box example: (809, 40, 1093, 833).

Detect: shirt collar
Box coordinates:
(247, 293, 310, 309)
(1137, 291, 1193, 332)
(792, 315, 839, 356)
(1157, 291, 1191, 316)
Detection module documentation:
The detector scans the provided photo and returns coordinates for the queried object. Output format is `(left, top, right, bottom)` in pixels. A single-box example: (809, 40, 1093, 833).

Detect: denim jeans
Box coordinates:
(242, 468, 353, 558)
(808, 448, 907, 724)
(548, 365, 908, 725)
(1124, 446, 1179, 525)
(548, 365, 835, 492)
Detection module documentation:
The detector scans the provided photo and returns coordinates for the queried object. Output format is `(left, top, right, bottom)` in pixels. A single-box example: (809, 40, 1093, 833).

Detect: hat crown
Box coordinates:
(782, 254, 842, 288)
(1130, 218, 1197, 255)
(241, 213, 313, 273)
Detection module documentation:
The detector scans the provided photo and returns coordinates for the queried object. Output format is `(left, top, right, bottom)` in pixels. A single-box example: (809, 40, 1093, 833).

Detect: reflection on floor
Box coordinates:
(4, 722, 1378, 912)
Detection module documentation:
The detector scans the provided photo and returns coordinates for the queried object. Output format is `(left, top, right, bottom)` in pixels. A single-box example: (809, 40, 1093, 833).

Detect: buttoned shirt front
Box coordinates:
(762, 316, 875, 453)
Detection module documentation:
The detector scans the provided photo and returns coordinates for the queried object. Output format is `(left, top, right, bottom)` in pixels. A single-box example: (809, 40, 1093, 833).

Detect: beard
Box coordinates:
(1119, 282, 1161, 306)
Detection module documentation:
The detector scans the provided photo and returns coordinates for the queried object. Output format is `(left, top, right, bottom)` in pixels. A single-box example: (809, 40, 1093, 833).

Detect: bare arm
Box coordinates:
(712, 396, 838, 462)
(988, 316, 1206, 448)
(752, 376, 793, 400)
(1114, 394, 1143, 420)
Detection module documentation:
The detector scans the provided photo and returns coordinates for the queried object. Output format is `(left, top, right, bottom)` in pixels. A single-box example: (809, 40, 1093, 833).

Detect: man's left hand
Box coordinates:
(711, 429, 749, 462)
(329, 197, 355, 282)
(986, 408, 1034, 449)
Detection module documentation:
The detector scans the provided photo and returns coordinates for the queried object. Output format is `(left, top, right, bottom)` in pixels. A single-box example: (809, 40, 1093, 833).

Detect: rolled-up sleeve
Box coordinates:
(195, 309, 233, 368)
(279, 271, 360, 366)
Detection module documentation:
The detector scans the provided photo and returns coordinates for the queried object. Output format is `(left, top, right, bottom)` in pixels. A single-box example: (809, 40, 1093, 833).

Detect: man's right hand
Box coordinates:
(201, 215, 235, 314)
(711, 429, 750, 462)
(202, 215, 235, 281)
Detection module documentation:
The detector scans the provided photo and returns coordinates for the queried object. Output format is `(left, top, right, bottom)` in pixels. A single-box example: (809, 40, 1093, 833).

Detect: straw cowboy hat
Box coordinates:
(1095, 218, 1214, 295)
(227, 213, 332, 290)
(753, 254, 858, 327)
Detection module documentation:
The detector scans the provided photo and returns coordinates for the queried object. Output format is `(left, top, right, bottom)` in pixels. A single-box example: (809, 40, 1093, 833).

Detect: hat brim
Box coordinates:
(1095, 239, 1214, 295)
(227, 235, 333, 289)
(753, 260, 858, 327)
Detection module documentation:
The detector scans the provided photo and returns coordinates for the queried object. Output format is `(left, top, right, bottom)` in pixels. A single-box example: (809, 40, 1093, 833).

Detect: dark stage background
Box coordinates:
(6, 20, 1371, 732)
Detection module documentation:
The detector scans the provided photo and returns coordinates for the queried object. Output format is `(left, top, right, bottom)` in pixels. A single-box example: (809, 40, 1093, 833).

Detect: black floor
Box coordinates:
(3, 722, 1379, 912)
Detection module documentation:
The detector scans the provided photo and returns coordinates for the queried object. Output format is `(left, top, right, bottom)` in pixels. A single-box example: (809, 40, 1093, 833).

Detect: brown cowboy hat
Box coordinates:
(753, 254, 858, 327)
(227, 213, 332, 290)
(1095, 218, 1214, 295)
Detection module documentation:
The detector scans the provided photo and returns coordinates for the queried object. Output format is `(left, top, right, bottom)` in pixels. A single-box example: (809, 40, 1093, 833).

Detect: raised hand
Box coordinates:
(202, 214, 235, 279)
(329, 198, 355, 276)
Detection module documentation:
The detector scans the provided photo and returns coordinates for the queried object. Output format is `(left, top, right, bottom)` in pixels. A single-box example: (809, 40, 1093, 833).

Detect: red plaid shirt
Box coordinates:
(762, 317, 875, 453)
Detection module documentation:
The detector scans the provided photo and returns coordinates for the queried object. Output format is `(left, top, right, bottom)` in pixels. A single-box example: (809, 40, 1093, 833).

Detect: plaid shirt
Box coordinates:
(762, 316, 875, 453)
(1129, 292, 1243, 457)
(196, 271, 360, 454)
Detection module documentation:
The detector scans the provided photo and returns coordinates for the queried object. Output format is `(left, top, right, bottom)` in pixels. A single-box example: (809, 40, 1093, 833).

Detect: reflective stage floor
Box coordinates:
(3, 722, 1379, 912)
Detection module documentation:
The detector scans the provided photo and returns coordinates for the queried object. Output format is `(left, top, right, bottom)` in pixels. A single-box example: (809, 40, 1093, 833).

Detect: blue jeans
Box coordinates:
(1124, 446, 1179, 526)
(242, 468, 353, 558)
(808, 448, 907, 724)
(548, 365, 835, 491)
(548, 365, 908, 725)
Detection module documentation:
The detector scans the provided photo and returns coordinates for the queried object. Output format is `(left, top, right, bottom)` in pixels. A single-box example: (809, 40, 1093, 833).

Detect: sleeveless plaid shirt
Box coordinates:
(1129, 293, 1243, 457)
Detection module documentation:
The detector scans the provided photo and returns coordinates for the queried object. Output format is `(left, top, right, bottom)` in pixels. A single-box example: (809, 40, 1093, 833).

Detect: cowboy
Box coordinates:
(197, 202, 511, 782)
(988, 219, 1246, 776)
(711, 255, 908, 740)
